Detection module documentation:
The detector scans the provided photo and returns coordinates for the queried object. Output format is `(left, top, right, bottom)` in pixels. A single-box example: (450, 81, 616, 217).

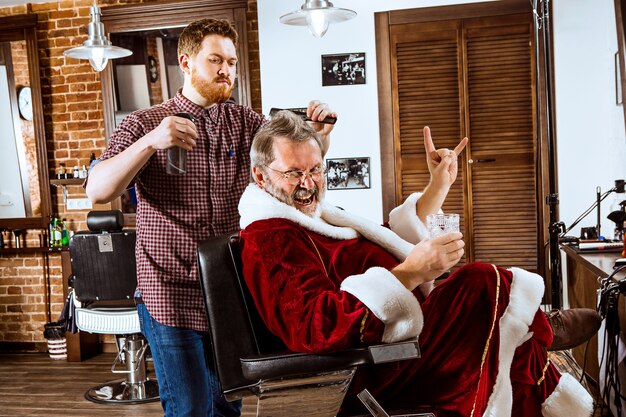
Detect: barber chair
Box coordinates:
(198, 234, 432, 417)
(69, 210, 159, 404)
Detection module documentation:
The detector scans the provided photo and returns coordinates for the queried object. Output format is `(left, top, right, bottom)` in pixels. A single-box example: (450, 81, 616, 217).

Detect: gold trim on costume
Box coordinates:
(360, 309, 370, 343)
(470, 264, 502, 417)
(305, 231, 329, 277)
(536, 357, 551, 385)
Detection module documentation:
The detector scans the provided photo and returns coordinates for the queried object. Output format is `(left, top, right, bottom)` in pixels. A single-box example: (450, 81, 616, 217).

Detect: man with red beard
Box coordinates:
(238, 111, 595, 417)
(86, 19, 335, 417)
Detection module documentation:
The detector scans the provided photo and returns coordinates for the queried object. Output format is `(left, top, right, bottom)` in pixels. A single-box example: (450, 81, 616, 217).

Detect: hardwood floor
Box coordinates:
(0, 353, 257, 417)
(0, 352, 614, 417)
(0, 353, 162, 417)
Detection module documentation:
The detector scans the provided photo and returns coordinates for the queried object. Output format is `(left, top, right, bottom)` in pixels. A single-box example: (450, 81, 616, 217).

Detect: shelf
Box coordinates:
(50, 178, 84, 186)
(0, 246, 68, 254)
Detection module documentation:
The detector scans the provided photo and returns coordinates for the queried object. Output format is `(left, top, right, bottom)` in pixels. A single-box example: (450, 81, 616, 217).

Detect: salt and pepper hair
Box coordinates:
(178, 18, 238, 58)
(250, 110, 325, 182)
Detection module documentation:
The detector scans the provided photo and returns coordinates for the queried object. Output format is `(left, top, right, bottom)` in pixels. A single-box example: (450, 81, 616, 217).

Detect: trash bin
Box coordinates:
(44, 321, 67, 360)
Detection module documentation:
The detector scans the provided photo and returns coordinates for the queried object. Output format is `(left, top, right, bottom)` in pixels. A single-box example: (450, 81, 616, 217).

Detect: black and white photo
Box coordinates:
(326, 157, 370, 190)
(321, 52, 366, 86)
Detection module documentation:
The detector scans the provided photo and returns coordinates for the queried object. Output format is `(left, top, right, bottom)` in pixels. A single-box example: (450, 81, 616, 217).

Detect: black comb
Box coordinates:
(269, 107, 337, 125)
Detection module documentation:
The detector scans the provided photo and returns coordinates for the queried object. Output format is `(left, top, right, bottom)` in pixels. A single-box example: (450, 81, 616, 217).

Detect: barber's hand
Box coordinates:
(391, 232, 464, 291)
(424, 126, 468, 188)
(144, 115, 198, 151)
(306, 100, 337, 137)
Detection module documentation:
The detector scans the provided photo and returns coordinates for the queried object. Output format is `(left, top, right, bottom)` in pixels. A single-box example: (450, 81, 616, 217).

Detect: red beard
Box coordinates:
(191, 67, 234, 104)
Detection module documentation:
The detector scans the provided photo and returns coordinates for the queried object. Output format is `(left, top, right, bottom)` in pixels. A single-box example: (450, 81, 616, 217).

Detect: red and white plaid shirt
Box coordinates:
(99, 93, 266, 330)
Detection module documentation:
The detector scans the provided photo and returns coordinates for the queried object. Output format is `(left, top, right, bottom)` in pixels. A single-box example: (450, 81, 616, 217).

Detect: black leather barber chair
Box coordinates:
(198, 234, 432, 417)
(69, 210, 158, 404)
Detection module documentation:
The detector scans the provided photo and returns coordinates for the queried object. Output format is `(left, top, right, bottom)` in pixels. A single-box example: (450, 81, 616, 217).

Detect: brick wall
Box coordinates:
(0, 0, 262, 349)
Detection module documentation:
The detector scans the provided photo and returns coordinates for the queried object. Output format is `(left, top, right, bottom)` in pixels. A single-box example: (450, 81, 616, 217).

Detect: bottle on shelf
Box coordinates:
(61, 218, 70, 247)
(56, 165, 65, 180)
(51, 218, 62, 248)
(73, 166, 79, 178)
(47, 216, 54, 247)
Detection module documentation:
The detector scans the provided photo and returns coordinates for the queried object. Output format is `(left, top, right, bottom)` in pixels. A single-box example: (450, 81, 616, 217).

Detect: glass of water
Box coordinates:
(427, 213, 460, 238)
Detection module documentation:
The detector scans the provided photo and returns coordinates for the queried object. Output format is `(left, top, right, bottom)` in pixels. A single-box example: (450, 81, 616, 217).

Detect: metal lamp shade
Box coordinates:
(63, 4, 132, 71)
(279, 0, 356, 38)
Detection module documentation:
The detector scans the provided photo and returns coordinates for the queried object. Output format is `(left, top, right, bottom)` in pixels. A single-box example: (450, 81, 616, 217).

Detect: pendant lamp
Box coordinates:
(279, 0, 357, 38)
(63, 2, 132, 72)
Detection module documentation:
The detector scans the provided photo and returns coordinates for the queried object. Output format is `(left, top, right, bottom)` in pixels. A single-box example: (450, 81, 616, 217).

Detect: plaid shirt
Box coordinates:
(99, 93, 266, 331)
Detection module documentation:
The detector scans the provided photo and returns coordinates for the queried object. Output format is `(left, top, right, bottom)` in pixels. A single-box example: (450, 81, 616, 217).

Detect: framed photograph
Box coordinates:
(326, 157, 370, 190)
(321, 52, 366, 86)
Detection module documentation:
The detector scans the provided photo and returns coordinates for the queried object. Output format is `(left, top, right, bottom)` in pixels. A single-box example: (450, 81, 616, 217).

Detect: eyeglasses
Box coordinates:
(265, 164, 325, 186)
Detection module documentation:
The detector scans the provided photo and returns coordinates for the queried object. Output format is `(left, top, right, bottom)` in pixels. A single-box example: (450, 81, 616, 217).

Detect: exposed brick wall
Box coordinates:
(0, 0, 262, 349)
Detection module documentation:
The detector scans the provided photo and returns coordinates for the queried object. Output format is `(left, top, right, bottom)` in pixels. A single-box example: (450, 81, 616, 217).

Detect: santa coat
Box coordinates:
(238, 184, 592, 417)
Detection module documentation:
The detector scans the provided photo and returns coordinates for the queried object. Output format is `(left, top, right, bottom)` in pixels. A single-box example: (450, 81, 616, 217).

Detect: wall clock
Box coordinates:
(17, 86, 33, 121)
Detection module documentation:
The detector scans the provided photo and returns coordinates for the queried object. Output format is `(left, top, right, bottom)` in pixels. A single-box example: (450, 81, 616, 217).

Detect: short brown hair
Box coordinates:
(250, 111, 324, 181)
(178, 18, 238, 57)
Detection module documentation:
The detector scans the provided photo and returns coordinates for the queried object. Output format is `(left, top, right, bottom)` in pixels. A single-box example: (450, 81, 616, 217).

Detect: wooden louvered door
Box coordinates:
(387, 12, 538, 271)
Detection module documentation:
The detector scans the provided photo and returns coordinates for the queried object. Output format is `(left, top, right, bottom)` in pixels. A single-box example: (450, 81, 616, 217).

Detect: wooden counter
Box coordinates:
(563, 245, 625, 382)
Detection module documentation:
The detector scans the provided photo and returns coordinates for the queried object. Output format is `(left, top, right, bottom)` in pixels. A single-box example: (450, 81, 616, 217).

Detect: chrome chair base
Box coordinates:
(85, 378, 159, 404)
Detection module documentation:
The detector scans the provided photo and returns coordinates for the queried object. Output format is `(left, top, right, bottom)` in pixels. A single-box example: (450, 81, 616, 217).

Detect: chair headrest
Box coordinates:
(87, 210, 124, 232)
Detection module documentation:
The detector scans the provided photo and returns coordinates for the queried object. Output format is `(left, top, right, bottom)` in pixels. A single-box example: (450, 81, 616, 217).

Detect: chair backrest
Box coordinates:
(69, 210, 136, 303)
(197, 234, 286, 396)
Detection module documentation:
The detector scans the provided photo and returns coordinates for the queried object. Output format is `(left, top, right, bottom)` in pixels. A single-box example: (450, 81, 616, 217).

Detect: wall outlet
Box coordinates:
(67, 198, 93, 210)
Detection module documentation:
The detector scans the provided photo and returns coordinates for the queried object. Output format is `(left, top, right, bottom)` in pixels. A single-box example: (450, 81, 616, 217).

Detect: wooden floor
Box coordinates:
(0, 352, 614, 417)
(0, 353, 257, 417)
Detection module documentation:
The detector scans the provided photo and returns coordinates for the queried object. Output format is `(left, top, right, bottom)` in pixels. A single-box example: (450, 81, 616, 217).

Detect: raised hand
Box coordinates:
(145, 114, 198, 151)
(423, 126, 468, 187)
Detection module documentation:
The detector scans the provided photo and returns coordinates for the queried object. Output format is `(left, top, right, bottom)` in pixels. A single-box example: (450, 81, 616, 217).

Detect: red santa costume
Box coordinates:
(238, 184, 593, 417)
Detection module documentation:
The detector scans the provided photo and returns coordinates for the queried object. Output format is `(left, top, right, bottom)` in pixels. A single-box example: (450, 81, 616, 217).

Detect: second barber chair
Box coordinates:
(69, 210, 158, 404)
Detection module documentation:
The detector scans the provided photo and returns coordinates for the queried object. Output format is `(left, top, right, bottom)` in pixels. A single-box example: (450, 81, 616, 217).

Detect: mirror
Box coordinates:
(99, 0, 251, 217)
(0, 14, 51, 230)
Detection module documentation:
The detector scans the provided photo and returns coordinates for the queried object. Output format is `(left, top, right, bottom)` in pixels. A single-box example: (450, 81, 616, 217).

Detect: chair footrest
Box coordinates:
(75, 307, 140, 334)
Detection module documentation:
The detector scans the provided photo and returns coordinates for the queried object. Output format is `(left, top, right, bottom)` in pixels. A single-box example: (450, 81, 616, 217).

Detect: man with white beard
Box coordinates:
(86, 19, 335, 417)
(238, 111, 596, 417)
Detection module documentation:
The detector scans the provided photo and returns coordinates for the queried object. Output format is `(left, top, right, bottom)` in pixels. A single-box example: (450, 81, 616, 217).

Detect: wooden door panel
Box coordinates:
(465, 16, 537, 271)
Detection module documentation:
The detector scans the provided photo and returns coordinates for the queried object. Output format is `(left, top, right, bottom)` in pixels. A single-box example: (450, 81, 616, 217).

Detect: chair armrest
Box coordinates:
(240, 340, 420, 381)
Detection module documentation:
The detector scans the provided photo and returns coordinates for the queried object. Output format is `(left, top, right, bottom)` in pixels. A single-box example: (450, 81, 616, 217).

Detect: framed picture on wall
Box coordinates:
(326, 157, 370, 190)
(321, 52, 366, 86)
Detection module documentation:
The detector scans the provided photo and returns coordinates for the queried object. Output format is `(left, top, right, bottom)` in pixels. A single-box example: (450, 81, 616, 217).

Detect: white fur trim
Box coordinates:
(541, 373, 593, 417)
(239, 184, 358, 240)
(340, 267, 423, 342)
(388, 192, 430, 244)
(322, 204, 413, 260)
(482, 267, 545, 417)
(239, 184, 414, 261)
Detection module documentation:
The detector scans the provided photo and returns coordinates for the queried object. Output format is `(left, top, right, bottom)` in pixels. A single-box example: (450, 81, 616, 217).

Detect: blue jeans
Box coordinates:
(137, 303, 242, 417)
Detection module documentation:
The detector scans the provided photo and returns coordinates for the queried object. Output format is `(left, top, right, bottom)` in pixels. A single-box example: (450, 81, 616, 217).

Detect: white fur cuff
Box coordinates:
(541, 373, 593, 417)
(340, 267, 423, 343)
(388, 192, 430, 244)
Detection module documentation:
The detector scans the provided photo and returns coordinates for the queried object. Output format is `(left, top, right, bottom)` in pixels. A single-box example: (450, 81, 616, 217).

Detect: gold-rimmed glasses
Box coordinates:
(265, 164, 325, 186)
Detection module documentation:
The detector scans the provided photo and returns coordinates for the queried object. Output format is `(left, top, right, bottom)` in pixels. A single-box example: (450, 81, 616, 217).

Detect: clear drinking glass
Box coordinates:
(427, 213, 460, 238)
